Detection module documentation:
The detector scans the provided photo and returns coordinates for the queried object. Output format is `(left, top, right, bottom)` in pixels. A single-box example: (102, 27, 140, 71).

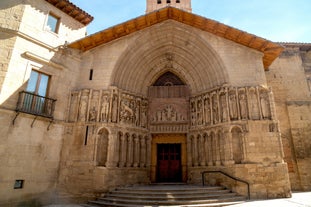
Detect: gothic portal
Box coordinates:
(6, 0, 311, 205)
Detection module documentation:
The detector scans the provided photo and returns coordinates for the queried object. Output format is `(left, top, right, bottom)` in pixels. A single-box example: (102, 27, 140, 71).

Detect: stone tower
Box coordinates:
(146, 0, 192, 13)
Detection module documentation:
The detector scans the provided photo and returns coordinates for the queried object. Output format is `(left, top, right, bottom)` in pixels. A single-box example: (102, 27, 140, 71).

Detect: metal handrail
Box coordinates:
(201, 170, 250, 200)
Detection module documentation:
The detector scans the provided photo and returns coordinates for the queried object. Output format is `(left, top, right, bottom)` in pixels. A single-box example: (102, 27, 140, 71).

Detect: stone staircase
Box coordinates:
(83, 184, 246, 207)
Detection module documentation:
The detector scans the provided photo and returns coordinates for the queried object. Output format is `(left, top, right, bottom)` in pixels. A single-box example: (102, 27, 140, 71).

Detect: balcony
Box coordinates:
(16, 91, 56, 119)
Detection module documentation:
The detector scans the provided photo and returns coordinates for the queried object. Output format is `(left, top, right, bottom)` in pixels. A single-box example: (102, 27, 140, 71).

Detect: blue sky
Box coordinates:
(70, 0, 311, 43)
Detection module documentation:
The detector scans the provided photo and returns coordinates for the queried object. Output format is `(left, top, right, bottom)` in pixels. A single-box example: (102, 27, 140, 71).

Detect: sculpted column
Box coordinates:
(199, 135, 206, 166)
(118, 132, 127, 167)
(126, 134, 134, 167)
(146, 136, 152, 168)
(192, 135, 199, 167)
(133, 135, 140, 167)
(106, 130, 120, 167)
(223, 130, 235, 165)
(140, 136, 146, 167)
(187, 135, 193, 167)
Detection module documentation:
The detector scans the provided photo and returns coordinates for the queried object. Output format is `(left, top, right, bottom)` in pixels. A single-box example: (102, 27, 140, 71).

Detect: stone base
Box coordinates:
(188, 163, 291, 199)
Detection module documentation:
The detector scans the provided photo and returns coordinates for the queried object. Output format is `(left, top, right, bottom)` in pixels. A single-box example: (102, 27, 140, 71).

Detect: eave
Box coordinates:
(68, 7, 284, 69)
(45, 0, 93, 25)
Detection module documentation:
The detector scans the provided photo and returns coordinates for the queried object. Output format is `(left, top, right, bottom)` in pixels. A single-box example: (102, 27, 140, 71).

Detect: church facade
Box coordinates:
(0, 0, 310, 206)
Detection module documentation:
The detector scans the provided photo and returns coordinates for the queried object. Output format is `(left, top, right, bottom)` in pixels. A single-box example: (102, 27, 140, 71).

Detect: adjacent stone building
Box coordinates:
(0, 0, 310, 206)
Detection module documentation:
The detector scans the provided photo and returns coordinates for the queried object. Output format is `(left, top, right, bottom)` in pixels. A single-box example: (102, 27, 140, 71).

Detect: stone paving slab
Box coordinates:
(228, 192, 311, 207)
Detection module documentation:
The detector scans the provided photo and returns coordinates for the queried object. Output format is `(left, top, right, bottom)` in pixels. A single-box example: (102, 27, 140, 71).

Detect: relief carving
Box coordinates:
(100, 93, 110, 122)
(220, 93, 228, 122)
(111, 93, 118, 123)
(249, 88, 260, 120)
(78, 90, 89, 122)
(238, 91, 247, 120)
(212, 94, 219, 124)
(68, 92, 79, 122)
(204, 96, 211, 125)
(229, 91, 238, 120)
(141, 100, 148, 128)
(260, 92, 271, 119)
(152, 105, 185, 123)
(89, 90, 100, 122)
(191, 100, 196, 126)
(197, 99, 203, 125)
(120, 96, 134, 125)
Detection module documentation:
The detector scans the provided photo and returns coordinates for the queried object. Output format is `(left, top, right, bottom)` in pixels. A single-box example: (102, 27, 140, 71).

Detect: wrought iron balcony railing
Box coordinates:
(16, 91, 56, 119)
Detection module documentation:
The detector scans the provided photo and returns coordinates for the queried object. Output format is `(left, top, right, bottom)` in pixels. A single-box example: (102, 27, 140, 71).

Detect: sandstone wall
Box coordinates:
(267, 44, 311, 190)
(0, 0, 86, 205)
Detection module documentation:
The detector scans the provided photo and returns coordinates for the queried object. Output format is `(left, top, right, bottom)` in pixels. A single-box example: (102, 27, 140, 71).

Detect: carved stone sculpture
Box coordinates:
(78, 91, 88, 122)
(101, 94, 110, 122)
(260, 93, 271, 119)
(239, 93, 247, 120)
(204, 97, 211, 125)
(229, 93, 238, 120)
(212, 95, 219, 124)
(111, 94, 118, 123)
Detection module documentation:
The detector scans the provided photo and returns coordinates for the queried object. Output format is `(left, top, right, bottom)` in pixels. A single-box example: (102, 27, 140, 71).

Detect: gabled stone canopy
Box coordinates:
(68, 7, 284, 70)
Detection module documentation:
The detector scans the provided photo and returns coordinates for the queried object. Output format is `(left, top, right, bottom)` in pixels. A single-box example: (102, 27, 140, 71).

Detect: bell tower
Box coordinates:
(146, 0, 192, 13)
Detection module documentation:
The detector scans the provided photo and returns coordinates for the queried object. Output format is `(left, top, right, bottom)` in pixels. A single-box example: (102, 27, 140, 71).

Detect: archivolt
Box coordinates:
(111, 20, 229, 96)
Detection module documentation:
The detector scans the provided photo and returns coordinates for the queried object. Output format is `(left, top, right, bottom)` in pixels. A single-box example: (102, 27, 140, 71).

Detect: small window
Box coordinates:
(14, 180, 24, 189)
(47, 13, 60, 33)
(176, 0, 180, 3)
(167, 0, 171, 3)
(157, 0, 161, 4)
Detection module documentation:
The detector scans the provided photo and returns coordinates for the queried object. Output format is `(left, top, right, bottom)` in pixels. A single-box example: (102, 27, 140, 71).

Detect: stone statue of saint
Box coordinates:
(89, 107, 96, 121)
(212, 97, 219, 124)
(229, 94, 238, 120)
(111, 95, 118, 123)
(260, 93, 271, 119)
(204, 98, 211, 125)
(101, 95, 109, 122)
(239, 93, 247, 120)
(78, 95, 88, 122)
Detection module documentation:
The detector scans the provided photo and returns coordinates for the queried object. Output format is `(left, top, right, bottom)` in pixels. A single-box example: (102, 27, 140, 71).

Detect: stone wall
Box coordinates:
(267, 44, 311, 190)
(0, 0, 87, 206)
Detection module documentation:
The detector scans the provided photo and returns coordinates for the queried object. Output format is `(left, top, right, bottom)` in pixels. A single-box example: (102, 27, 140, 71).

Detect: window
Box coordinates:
(167, 0, 171, 3)
(46, 13, 60, 33)
(27, 70, 50, 97)
(176, 0, 180, 3)
(157, 0, 161, 4)
(14, 180, 24, 189)
(23, 70, 51, 115)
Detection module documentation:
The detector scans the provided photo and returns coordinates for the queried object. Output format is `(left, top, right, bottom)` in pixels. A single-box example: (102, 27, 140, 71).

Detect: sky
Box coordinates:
(70, 0, 311, 43)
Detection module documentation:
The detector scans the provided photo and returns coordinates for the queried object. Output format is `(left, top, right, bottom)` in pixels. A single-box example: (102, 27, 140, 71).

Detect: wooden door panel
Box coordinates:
(157, 144, 181, 182)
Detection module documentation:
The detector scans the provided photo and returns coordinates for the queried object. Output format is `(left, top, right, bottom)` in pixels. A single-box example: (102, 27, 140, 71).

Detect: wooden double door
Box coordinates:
(157, 144, 182, 182)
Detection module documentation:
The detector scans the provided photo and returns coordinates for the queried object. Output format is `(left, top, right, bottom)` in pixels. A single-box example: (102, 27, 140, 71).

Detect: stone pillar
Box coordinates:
(118, 132, 127, 167)
(126, 134, 133, 167)
(223, 130, 235, 165)
(140, 136, 146, 167)
(133, 135, 140, 167)
(192, 135, 199, 167)
(215, 132, 221, 166)
(146, 136, 152, 168)
(199, 135, 206, 166)
(187, 135, 193, 167)
(106, 130, 119, 167)
(207, 134, 213, 166)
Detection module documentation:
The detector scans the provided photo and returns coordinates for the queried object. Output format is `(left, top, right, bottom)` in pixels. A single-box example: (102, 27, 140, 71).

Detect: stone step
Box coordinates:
(103, 192, 236, 201)
(85, 184, 246, 207)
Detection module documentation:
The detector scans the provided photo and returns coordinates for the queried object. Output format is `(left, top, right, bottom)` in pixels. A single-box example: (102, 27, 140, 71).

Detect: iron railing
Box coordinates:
(16, 91, 56, 118)
(202, 170, 250, 200)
